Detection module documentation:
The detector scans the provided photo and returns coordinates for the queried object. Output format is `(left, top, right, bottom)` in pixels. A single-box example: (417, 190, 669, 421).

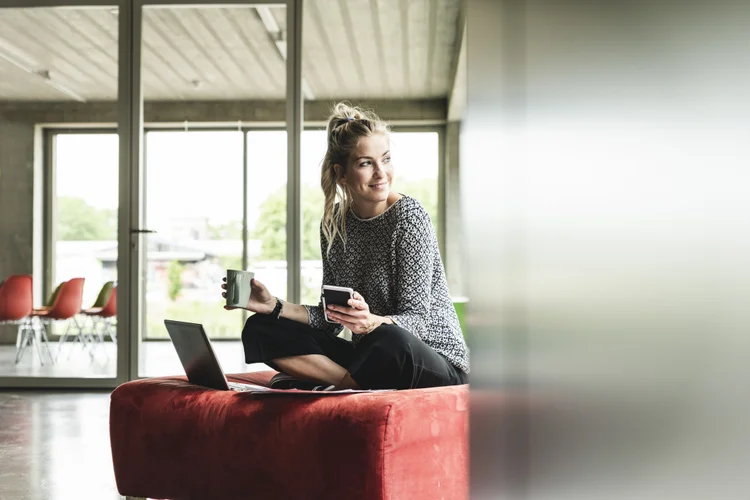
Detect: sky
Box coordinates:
(55, 130, 439, 230)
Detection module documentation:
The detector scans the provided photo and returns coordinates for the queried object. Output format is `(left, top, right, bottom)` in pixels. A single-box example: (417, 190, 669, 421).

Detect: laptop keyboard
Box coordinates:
(227, 382, 257, 392)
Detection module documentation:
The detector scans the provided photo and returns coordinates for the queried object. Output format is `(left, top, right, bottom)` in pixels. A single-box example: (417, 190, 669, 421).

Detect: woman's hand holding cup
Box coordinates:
(221, 276, 276, 314)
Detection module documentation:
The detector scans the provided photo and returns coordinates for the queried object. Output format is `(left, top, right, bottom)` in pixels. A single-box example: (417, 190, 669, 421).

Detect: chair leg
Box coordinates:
(15, 321, 25, 351)
(73, 316, 96, 360)
(39, 323, 55, 364)
(97, 329, 109, 361)
(90, 315, 100, 335)
(14, 323, 31, 364)
(89, 316, 109, 362)
(32, 325, 45, 366)
(56, 320, 72, 361)
(106, 318, 117, 343)
(64, 317, 91, 360)
(100, 318, 117, 361)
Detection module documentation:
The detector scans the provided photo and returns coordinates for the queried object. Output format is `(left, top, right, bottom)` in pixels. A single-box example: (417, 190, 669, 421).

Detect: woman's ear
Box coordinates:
(333, 164, 346, 185)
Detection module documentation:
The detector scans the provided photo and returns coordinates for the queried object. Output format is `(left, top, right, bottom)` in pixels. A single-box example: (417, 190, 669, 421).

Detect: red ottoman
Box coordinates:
(110, 371, 469, 500)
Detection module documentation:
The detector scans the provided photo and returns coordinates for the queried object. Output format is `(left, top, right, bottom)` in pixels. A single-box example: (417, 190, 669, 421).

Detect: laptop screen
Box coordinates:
(164, 320, 230, 390)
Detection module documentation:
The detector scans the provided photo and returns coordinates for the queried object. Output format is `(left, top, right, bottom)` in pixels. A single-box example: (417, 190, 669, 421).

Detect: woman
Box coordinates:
(222, 102, 469, 390)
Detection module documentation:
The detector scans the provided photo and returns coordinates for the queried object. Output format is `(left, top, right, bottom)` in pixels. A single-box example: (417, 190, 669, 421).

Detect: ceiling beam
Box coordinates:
(0, 98, 447, 124)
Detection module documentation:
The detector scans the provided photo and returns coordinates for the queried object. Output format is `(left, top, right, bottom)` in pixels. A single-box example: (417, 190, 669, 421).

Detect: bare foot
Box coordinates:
(335, 372, 360, 390)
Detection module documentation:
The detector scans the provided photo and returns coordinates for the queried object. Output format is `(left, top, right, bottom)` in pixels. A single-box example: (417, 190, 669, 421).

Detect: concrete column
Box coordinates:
(0, 116, 36, 343)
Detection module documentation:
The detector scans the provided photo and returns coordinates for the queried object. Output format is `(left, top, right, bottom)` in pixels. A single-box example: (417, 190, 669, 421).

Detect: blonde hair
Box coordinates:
(320, 102, 390, 256)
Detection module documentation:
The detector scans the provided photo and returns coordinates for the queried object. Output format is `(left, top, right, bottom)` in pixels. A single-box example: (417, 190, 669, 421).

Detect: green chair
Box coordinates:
(88, 281, 114, 310)
(57, 281, 115, 361)
(78, 281, 116, 360)
(39, 281, 64, 310)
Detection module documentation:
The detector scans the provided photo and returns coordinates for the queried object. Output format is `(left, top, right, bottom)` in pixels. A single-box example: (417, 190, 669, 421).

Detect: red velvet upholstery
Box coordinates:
(110, 371, 468, 500)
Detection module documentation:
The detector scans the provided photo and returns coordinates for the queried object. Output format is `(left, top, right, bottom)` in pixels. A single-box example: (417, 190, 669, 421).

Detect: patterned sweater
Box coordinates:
(303, 195, 470, 373)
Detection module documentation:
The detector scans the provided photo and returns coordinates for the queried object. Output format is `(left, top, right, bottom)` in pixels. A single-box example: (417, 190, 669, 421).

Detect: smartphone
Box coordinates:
(321, 285, 354, 323)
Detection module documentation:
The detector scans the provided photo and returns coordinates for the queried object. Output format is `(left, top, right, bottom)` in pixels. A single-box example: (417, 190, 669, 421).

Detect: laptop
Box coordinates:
(164, 319, 265, 392)
(164, 319, 389, 395)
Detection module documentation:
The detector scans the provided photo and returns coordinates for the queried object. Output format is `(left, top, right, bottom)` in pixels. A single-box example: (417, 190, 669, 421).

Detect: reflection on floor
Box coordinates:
(0, 391, 121, 500)
(0, 340, 270, 378)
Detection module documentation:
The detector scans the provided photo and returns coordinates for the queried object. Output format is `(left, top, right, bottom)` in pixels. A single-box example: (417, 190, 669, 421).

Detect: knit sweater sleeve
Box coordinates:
(387, 205, 436, 340)
(303, 223, 344, 335)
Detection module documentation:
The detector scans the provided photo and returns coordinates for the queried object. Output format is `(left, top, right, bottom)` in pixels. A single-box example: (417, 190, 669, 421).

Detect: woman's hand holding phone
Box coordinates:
(326, 291, 390, 334)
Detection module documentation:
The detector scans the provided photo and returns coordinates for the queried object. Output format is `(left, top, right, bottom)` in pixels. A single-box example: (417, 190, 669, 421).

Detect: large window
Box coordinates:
(49, 128, 441, 338)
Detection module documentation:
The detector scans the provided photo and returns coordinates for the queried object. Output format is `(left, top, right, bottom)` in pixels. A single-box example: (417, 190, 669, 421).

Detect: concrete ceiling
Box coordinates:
(0, 1, 463, 102)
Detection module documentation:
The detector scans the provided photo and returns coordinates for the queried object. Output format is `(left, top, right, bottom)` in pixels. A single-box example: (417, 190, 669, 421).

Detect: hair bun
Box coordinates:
(331, 102, 364, 121)
(328, 102, 387, 133)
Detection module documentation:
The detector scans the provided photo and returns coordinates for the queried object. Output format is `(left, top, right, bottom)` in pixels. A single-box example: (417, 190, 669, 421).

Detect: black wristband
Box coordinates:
(271, 297, 283, 319)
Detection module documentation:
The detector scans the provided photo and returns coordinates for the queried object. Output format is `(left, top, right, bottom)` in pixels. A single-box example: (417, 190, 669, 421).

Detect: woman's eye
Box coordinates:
(383, 156, 391, 163)
(359, 161, 371, 167)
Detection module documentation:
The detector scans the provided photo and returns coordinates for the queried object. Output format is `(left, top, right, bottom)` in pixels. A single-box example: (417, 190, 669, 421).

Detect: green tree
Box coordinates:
(167, 260, 184, 301)
(57, 196, 116, 241)
(207, 220, 243, 240)
(302, 186, 325, 259)
(252, 185, 324, 261)
(217, 255, 243, 272)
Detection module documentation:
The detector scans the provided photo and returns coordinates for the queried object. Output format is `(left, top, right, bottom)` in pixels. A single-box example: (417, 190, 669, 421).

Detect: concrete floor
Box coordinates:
(0, 337, 273, 498)
(0, 390, 122, 500)
(0, 340, 268, 379)
(0, 341, 272, 499)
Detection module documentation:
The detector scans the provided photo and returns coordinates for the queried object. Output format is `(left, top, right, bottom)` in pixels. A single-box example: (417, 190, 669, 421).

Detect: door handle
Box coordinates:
(130, 229, 157, 234)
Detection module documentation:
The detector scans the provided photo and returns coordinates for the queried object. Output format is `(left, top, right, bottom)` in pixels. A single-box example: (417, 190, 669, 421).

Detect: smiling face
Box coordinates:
(335, 132, 393, 214)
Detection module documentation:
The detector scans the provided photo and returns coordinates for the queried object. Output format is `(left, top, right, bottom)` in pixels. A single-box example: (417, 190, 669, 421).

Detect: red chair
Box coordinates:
(32, 281, 64, 313)
(30, 277, 85, 364)
(80, 282, 117, 359)
(0, 275, 35, 362)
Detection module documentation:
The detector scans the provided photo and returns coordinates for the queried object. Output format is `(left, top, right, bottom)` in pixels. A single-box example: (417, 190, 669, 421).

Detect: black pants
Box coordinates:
(241, 313, 468, 390)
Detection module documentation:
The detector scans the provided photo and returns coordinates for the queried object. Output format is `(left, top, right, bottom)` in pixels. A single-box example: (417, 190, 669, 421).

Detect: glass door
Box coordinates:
(0, 4, 121, 386)
(136, 2, 288, 378)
